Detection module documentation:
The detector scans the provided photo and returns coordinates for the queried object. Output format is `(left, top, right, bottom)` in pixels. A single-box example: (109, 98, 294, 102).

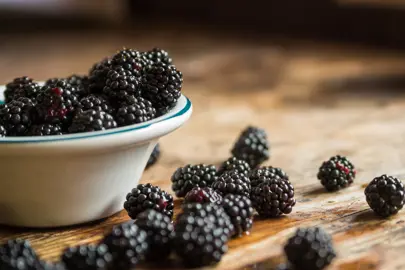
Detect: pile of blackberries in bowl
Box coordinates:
(0, 47, 182, 136)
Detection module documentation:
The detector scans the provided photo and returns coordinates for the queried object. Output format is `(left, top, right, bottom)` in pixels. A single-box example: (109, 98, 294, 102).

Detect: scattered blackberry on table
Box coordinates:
(284, 227, 336, 270)
(251, 177, 296, 218)
(61, 244, 113, 270)
(144, 48, 172, 65)
(77, 94, 114, 115)
(0, 239, 42, 270)
(68, 110, 117, 133)
(317, 155, 356, 191)
(184, 187, 223, 205)
(171, 164, 218, 198)
(89, 58, 113, 94)
(0, 97, 35, 136)
(124, 183, 174, 219)
(26, 123, 63, 136)
(103, 223, 148, 269)
(0, 125, 6, 137)
(4, 76, 34, 103)
(217, 157, 251, 177)
(250, 166, 289, 188)
(231, 126, 270, 168)
(365, 174, 405, 217)
(115, 96, 156, 126)
(103, 66, 141, 102)
(146, 143, 160, 169)
(222, 194, 254, 237)
(212, 170, 251, 197)
(134, 209, 175, 261)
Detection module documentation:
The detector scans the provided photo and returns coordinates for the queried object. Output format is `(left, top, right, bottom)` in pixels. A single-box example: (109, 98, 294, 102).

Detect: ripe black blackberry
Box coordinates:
(112, 48, 150, 77)
(141, 62, 182, 112)
(365, 174, 405, 217)
(66, 74, 90, 98)
(284, 227, 336, 270)
(103, 66, 141, 102)
(171, 164, 218, 198)
(0, 239, 42, 270)
(0, 125, 6, 137)
(61, 244, 113, 270)
(77, 94, 114, 115)
(4, 76, 34, 103)
(103, 223, 148, 269)
(217, 157, 251, 176)
(124, 183, 174, 219)
(89, 58, 113, 94)
(27, 124, 63, 136)
(317, 155, 356, 191)
(68, 110, 117, 133)
(231, 126, 270, 168)
(250, 166, 289, 188)
(144, 48, 172, 65)
(115, 96, 156, 126)
(222, 194, 254, 236)
(0, 97, 35, 136)
(251, 178, 296, 218)
(212, 170, 251, 197)
(134, 209, 175, 261)
(146, 143, 160, 169)
(184, 187, 223, 205)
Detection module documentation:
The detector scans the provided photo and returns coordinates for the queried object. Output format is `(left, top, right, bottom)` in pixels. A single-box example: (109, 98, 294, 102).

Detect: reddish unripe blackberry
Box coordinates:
(184, 187, 223, 205)
(317, 155, 356, 191)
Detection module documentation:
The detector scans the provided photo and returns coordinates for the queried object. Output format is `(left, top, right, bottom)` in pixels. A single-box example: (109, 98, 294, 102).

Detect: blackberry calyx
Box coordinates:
(68, 110, 117, 133)
(146, 143, 160, 169)
(222, 194, 254, 236)
(61, 244, 113, 270)
(212, 170, 251, 197)
(115, 96, 156, 126)
(317, 155, 356, 191)
(184, 187, 223, 205)
(217, 157, 251, 177)
(0, 97, 35, 136)
(250, 166, 289, 188)
(27, 123, 63, 136)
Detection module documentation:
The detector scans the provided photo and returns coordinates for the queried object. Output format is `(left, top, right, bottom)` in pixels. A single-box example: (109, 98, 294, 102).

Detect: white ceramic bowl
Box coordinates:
(0, 86, 192, 228)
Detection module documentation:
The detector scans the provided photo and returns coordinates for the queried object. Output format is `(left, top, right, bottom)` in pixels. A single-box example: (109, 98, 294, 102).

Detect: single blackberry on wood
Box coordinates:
(103, 223, 148, 269)
(0, 239, 42, 270)
(184, 187, 223, 205)
(365, 174, 405, 217)
(144, 48, 173, 65)
(251, 178, 296, 218)
(250, 166, 289, 188)
(124, 183, 174, 219)
(89, 58, 113, 94)
(61, 244, 113, 270)
(134, 209, 175, 261)
(115, 96, 156, 126)
(4, 76, 34, 103)
(212, 170, 251, 197)
(222, 194, 254, 236)
(68, 110, 117, 133)
(171, 164, 218, 198)
(317, 155, 356, 191)
(0, 97, 35, 136)
(146, 143, 160, 169)
(77, 94, 114, 115)
(284, 227, 336, 270)
(26, 123, 62, 136)
(217, 157, 251, 176)
(103, 66, 141, 102)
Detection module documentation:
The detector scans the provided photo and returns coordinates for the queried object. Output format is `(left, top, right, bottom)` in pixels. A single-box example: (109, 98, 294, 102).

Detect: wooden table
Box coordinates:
(1, 29, 405, 269)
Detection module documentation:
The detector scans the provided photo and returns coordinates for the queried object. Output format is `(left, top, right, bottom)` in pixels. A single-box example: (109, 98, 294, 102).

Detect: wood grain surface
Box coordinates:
(1, 29, 405, 269)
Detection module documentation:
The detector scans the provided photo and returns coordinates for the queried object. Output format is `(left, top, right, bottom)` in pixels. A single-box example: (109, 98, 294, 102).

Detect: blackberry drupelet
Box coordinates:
(61, 244, 113, 270)
(0, 97, 35, 136)
(115, 96, 156, 126)
(146, 143, 160, 169)
(134, 209, 175, 261)
(26, 124, 63, 136)
(68, 110, 117, 133)
(144, 48, 172, 65)
(171, 164, 218, 198)
(251, 178, 296, 218)
(141, 62, 182, 112)
(317, 155, 356, 191)
(124, 183, 174, 219)
(0, 239, 42, 270)
(184, 187, 223, 205)
(231, 126, 270, 168)
(222, 194, 254, 236)
(365, 174, 405, 217)
(103, 66, 141, 102)
(0, 125, 6, 137)
(77, 94, 114, 115)
(284, 227, 336, 270)
(250, 166, 289, 188)
(212, 170, 251, 197)
(103, 223, 148, 269)
(217, 157, 251, 176)
(4, 76, 34, 103)
(89, 58, 113, 94)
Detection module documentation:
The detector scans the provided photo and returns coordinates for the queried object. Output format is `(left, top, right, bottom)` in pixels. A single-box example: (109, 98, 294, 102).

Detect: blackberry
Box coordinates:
(103, 223, 148, 269)
(124, 183, 174, 219)
(111, 48, 150, 77)
(250, 166, 289, 188)
(231, 126, 270, 168)
(66, 74, 90, 98)
(317, 155, 356, 191)
(115, 96, 156, 126)
(0, 125, 6, 137)
(284, 227, 336, 270)
(144, 48, 173, 65)
(44, 78, 65, 87)
(134, 209, 175, 261)
(0, 239, 42, 270)
(26, 124, 62, 136)
(171, 164, 218, 198)
(89, 58, 113, 94)
(365, 174, 405, 217)
(61, 244, 113, 270)
(4, 76, 34, 103)
(184, 187, 223, 205)
(68, 110, 117, 133)
(146, 143, 160, 169)
(77, 94, 114, 115)
(217, 157, 251, 176)
(251, 178, 296, 218)
(103, 66, 141, 102)
(0, 97, 35, 136)
(222, 194, 254, 236)
(212, 170, 251, 197)
(141, 62, 182, 112)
